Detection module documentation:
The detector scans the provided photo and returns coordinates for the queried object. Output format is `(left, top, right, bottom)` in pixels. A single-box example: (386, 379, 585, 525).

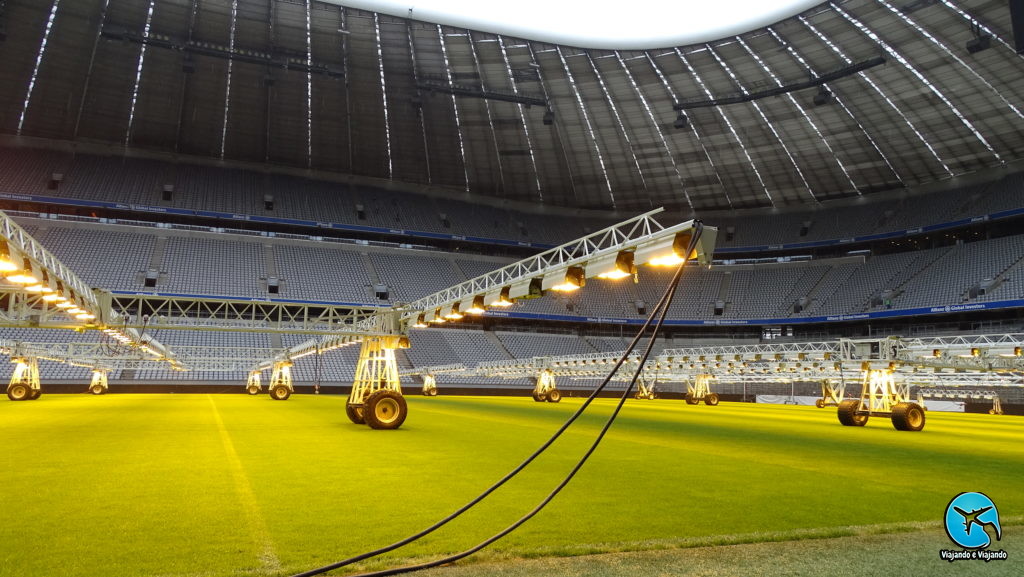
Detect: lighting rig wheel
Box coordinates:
(647, 392, 656, 400)
(28, 389, 42, 400)
(837, 400, 868, 427)
(269, 385, 291, 401)
(533, 391, 547, 402)
(546, 389, 562, 403)
(246, 385, 260, 396)
(363, 390, 408, 430)
(890, 402, 926, 432)
(685, 393, 700, 405)
(704, 393, 720, 406)
(7, 384, 31, 401)
(635, 391, 643, 400)
(90, 384, 106, 395)
(346, 404, 366, 425)
(428, 388, 438, 397)
(815, 398, 825, 408)
(989, 409, 996, 415)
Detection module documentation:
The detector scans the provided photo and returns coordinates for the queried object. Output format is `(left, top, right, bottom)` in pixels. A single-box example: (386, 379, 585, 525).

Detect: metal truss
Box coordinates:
(1, 211, 174, 366)
(413, 334, 1024, 391)
(108, 292, 391, 335)
(0, 212, 99, 313)
(0, 340, 283, 372)
(402, 210, 714, 321)
(399, 363, 467, 377)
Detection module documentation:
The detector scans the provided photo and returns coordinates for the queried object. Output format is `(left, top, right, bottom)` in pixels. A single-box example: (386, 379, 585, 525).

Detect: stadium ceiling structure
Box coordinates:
(0, 0, 1022, 212)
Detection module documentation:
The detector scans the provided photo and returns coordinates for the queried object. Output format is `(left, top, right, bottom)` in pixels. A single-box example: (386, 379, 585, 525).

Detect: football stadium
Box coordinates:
(0, 1, 1022, 576)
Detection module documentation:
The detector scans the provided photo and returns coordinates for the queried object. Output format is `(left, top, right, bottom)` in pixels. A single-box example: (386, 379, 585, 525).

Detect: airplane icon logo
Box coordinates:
(945, 493, 1002, 550)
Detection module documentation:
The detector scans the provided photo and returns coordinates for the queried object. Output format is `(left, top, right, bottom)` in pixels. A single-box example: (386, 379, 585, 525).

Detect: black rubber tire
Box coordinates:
(989, 409, 996, 415)
(428, 388, 438, 397)
(90, 384, 106, 395)
(547, 389, 562, 403)
(269, 385, 291, 401)
(685, 392, 700, 405)
(837, 399, 868, 427)
(535, 391, 548, 402)
(704, 393, 720, 406)
(246, 385, 260, 396)
(364, 389, 408, 430)
(891, 402, 926, 431)
(815, 398, 825, 408)
(7, 384, 30, 401)
(28, 389, 42, 400)
(635, 391, 644, 400)
(345, 403, 365, 424)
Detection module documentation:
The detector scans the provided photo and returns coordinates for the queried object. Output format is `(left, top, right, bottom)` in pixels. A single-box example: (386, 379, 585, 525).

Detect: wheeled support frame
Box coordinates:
(268, 361, 293, 400)
(837, 369, 925, 431)
(815, 378, 845, 408)
(990, 395, 1004, 415)
(246, 370, 262, 395)
(532, 369, 561, 403)
(7, 357, 41, 401)
(422, 374, 438, 396)
(347, 337, 408, 429)
(635, 378, 656, 400)
(685, 374, 719, 405)
(88, 369, 110, 395)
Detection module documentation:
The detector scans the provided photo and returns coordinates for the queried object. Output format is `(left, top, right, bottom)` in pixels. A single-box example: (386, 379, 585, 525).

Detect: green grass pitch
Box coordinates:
(1, 394, 1021, 577)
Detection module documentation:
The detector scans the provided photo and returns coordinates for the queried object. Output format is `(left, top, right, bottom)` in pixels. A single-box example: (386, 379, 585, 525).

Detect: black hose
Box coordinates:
(290, 223, 702, 577)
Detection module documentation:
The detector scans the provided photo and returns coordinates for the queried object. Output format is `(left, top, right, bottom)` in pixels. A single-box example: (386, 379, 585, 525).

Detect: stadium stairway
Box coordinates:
(484, 331, 515, 360)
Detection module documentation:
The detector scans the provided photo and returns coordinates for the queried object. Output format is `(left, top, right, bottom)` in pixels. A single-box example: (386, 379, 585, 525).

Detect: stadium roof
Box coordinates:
(0, 0, 1021, 212)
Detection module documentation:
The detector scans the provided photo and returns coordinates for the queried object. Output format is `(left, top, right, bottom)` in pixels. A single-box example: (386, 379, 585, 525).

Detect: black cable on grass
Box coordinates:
(290, 224, 703, 577)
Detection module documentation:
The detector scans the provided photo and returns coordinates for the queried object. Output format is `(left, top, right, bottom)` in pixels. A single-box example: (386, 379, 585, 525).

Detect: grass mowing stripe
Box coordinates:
(208, 395, 282, 574)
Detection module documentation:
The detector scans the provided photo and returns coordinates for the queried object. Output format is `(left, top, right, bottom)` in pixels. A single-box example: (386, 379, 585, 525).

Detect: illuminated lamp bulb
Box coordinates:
(595, 251, 637, 280)
(465, 295, 486, 315)
(493, 286, 515, 307)
(75, 312, 96, 321)
(545, 266, 585, 292)
(5, 257, 38, 285)
(0, 240, 17, 272)
(412, 314, 428, 329)
(427, 307, 446, 324)
(443, 303, 463, 320)
(635, 231, 699, 267)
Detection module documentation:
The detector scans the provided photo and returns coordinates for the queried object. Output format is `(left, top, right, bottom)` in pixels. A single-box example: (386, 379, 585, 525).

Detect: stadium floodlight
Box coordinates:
(427, 307, 445, 324)
(509, 278, 543, 300)
(0, 240, 17, 272)
(465, 295, 486, 315)
(483, 286, 515, 307)
(5, 257, 38, 285)
(444, 303, 464, 320)
(635, 228, 716, 267)
(412, 314, 428, 328)
(542, 265, 586, 292)
(592, 251, 637, 280)
(25, 270, 55, 294)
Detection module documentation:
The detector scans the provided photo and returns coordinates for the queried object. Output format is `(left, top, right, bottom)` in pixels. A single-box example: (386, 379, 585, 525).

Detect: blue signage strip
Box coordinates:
(2, 190, 1022, 254)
